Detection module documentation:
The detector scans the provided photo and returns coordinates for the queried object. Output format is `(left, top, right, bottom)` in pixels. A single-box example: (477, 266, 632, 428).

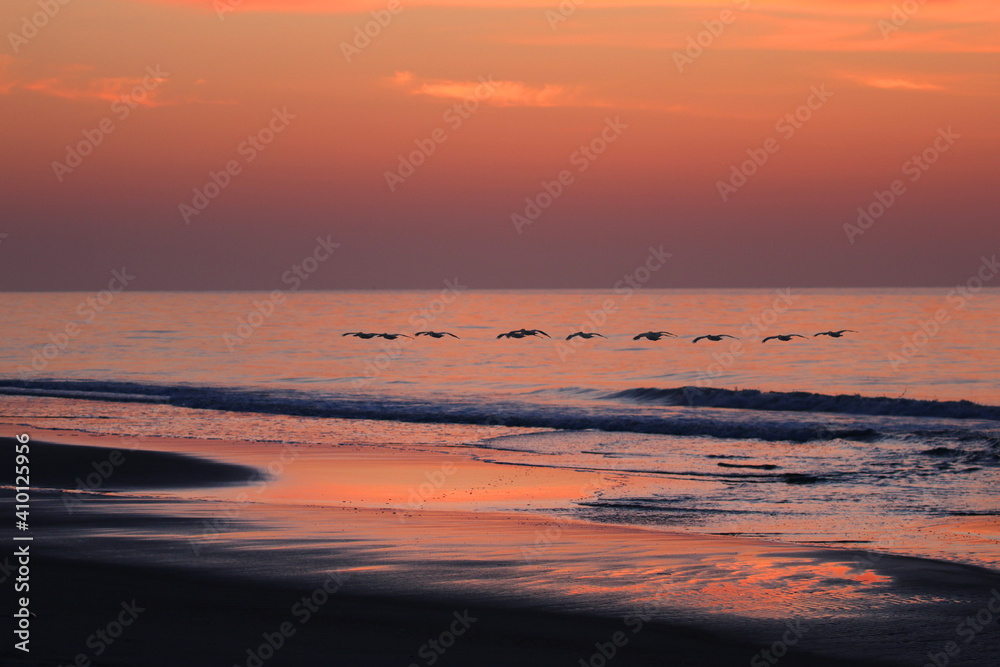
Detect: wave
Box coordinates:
(1, 379, 995, 444)
(605, 387, 1000, 421)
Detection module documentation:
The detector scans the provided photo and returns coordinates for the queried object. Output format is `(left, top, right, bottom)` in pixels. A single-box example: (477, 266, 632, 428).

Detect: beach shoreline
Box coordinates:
(4, 429, 1000, 665)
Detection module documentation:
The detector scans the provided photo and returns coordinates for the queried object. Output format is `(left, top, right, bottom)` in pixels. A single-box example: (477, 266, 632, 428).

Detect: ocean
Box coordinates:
(3, 288, 999, 568)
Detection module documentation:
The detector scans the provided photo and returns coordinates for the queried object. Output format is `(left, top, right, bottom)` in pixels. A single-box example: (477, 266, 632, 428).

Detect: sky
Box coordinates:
(1, 0, 998, 290)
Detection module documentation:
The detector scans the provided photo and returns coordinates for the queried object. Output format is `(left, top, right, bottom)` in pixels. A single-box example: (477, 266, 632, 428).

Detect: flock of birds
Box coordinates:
(343, 329, 858, 343)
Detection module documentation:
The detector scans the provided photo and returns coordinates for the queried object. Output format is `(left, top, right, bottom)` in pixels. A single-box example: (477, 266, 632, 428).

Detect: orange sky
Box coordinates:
(1, 0, 998, 288)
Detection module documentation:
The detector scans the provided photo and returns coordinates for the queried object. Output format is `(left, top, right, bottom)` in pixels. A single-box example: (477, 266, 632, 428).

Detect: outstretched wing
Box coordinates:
(813, 332, 830, 337)
(594, 333, 606, 338)
(720, 335, 738, 340)
(566, 332, 581, 339)
(633, 334, 645, 340)
(444, 332, 459, 338)
(837, 330, 858, 335)
(762, 336, 776, 343)
(692, 336, 707, 343)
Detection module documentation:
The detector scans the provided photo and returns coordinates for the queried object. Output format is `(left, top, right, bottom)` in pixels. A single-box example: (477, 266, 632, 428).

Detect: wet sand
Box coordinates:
(4, 432, 1000, 666)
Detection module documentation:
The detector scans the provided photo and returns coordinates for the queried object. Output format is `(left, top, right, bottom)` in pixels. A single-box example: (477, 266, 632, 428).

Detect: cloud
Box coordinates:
(0, 57, 170, 105)
(388, 70, 694, 113)
(391, 70, 590, 107)
(861, 78, 946, 91)
(493, 2, 1000, 55)
(839, 70, 948, 92)
(0, 57, 222, 107)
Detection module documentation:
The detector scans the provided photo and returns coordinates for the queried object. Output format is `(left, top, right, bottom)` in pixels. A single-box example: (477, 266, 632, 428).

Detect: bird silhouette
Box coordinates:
(633, 331, 677, 341)
(762, 334, 807, 343)
(814, 330, 858, 338)
(342, 332, 380, 339)
(376, 333, 411, 340)
(415, 331, 460, 338)
(566, 332, 605, 340)
(498, 329, 549, 339)
(692, 334, 739, 343)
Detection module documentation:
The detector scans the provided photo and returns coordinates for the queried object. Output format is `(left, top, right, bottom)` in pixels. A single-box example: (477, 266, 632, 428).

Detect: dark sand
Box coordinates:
(12, 554, 889, 667)
(8, 437, 261, 490)
(4, 435, 999, 666)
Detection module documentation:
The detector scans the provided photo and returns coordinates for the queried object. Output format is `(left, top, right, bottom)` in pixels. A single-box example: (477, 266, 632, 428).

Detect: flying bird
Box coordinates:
(762, 334, 807, 343)
(498, 329, 549, 339)
(376, 333, 411, 340)
(415, 331, 459, 338)
(342, 332, 380, 339)
(566, 332, 606, 340)
(814, 330, 858, 338)
(692, 334, 739, 343)
(633, 331, 677, 341)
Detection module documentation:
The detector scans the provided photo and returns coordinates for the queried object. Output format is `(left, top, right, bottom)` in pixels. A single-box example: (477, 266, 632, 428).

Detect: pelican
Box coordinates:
(376, 333, 411, 340)
(498, 329, 549, 339)
(762, 334, 807, 343)
(692, 334, 739, 343)
(814, 330, 858, 338)
(342, 332, 380, 339)
(566, 332, 605, 340)
(415, 331, 459, 339)
(633, 331, 677, 341)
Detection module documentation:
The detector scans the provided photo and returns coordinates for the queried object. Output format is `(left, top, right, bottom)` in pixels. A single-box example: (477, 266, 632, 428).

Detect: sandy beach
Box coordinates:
(5, 428, 1000, 666)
